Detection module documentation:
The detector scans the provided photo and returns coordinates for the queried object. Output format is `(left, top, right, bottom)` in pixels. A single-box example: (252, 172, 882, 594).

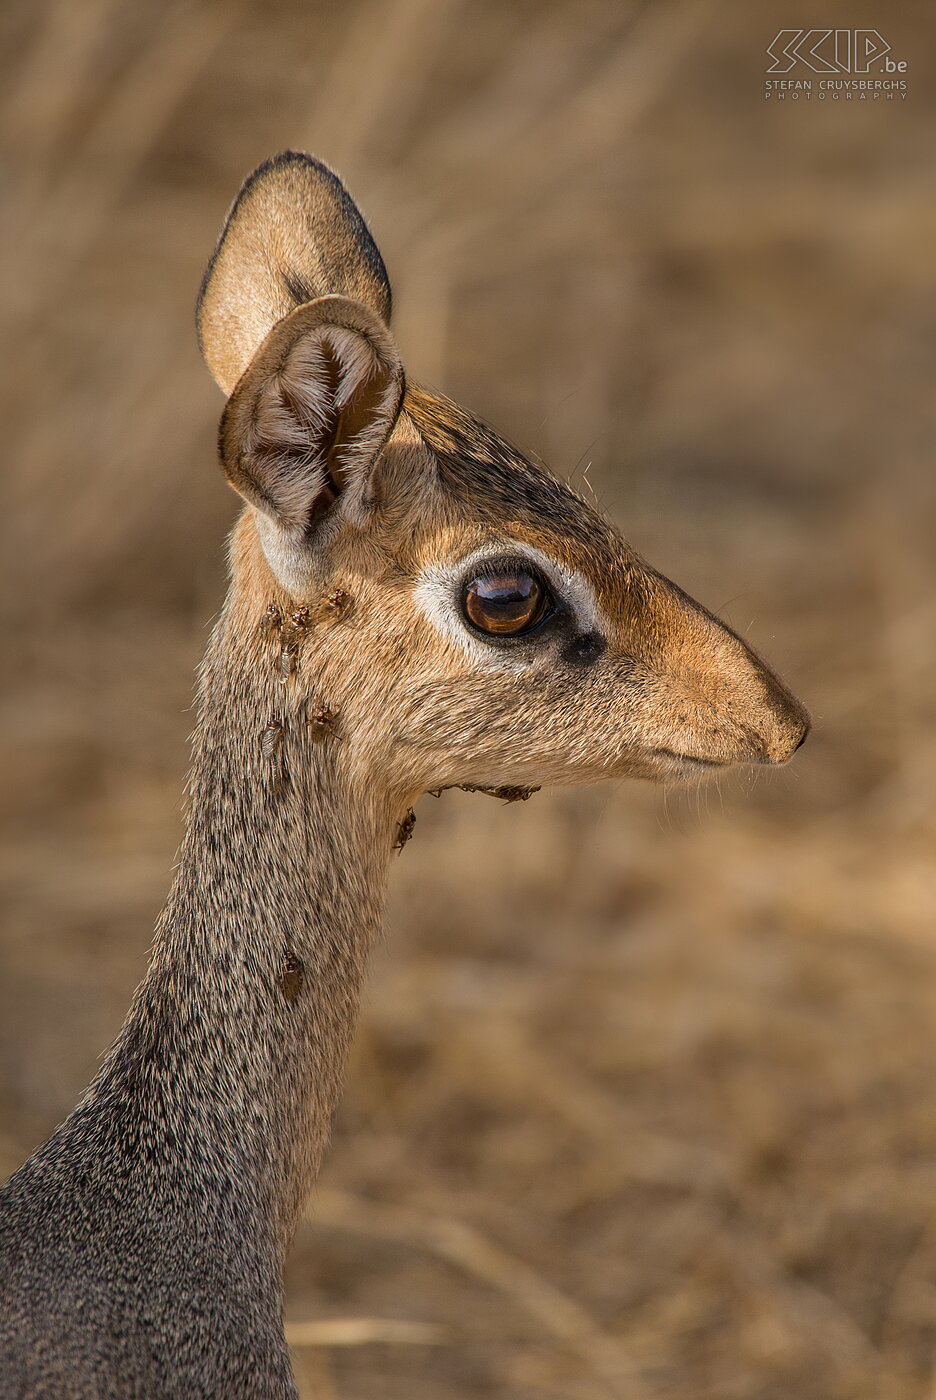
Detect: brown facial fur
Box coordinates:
(217, 380, 808, 810)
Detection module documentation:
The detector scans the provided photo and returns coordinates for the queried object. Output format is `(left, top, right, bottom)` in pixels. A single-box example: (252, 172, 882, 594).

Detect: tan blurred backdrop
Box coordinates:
(2, 2, 935, 1397)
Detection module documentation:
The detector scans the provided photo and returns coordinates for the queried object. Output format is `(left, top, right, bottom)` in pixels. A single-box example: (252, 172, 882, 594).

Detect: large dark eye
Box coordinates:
(463, 567, 550, 636)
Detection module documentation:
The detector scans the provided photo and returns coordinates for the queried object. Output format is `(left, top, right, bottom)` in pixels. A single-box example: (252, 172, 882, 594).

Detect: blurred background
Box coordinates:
(1, 1, 935, 1396)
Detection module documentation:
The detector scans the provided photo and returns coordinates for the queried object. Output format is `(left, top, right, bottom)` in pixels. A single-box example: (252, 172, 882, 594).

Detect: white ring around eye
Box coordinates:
(412, 540, 604, 671)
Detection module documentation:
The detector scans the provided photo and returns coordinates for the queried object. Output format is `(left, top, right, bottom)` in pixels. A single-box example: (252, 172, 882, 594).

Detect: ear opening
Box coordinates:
(219, 296, 404, 539)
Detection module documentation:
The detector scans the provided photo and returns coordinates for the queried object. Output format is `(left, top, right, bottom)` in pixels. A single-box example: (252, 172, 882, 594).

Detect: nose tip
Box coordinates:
(761, 700, 810, 765)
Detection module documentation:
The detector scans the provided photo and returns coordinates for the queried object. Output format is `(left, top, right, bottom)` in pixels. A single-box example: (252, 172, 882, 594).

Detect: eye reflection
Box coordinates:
(463, 568, 550, 636)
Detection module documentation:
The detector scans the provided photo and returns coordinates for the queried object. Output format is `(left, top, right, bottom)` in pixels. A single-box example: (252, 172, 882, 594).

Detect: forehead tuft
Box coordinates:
(403, 384, 637, 610)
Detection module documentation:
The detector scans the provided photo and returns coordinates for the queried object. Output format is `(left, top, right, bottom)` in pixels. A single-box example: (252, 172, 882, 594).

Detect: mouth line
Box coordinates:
(651, 747, 729, 771)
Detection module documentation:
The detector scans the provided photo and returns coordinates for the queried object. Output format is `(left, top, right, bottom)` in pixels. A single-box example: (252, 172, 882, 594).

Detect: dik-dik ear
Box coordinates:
(197, 151, 392, 395)
(219, 295, 403, 540)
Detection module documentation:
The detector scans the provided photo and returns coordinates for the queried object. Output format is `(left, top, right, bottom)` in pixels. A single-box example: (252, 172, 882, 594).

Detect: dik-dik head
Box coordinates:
(197, 152, 808, 802)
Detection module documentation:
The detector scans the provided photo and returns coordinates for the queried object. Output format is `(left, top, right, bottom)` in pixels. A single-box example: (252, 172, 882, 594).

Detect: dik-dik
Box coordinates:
(0, 152, 808, 1398)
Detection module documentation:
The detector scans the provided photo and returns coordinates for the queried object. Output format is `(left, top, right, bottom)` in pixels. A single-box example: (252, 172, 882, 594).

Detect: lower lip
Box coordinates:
(652, 748, 728, 771)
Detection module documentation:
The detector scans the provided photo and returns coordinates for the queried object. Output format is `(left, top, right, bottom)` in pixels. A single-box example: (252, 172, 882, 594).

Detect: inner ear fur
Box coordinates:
(219, 295, 404, 538)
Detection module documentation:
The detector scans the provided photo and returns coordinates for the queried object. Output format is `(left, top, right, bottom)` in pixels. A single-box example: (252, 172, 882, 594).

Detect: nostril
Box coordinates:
(759, 708, 810, 765)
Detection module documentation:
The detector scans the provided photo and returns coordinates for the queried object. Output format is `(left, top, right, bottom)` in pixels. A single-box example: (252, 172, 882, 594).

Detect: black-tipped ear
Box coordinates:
(197, 152, 392, 396)
(220, 296, 403, 538)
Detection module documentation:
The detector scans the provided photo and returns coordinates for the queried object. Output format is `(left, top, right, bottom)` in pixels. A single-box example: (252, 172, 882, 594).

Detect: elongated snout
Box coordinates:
(616, 569, 810, 776)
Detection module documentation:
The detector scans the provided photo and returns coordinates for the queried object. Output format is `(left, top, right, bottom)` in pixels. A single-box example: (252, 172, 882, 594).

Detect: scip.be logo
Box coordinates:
(766, 30, 905, 74)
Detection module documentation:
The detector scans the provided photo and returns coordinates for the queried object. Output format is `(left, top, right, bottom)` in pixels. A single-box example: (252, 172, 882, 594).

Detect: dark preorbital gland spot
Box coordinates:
(280, 952, 304, 1003)
(565, 630, 606, 665)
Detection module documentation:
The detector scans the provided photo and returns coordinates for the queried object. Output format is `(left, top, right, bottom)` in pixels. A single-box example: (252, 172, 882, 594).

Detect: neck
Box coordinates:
(90, 570, 397, 1254)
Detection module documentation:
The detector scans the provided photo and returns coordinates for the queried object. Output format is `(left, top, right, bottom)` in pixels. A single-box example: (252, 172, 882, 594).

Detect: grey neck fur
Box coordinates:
(0, 583, 394, 1398)
(110, 595, 392, 1246)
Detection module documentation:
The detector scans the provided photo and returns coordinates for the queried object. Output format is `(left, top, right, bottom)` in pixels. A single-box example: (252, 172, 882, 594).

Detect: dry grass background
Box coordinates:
(2, 1, 936, 1396)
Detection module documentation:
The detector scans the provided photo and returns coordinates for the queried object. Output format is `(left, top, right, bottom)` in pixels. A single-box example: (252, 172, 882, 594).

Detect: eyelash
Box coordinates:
(468, 555, 539, 581)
